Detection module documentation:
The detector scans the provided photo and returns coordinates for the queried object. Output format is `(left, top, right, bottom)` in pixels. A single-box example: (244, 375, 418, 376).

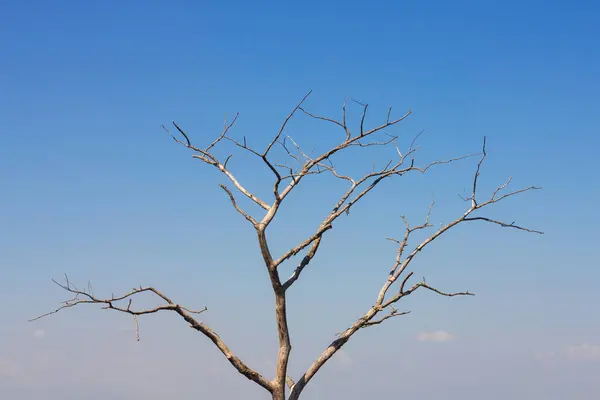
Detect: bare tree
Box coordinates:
(32, 92, 542, 400)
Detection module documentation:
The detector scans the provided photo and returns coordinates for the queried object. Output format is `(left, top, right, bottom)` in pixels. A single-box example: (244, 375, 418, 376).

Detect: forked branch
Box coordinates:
(31, 276, 274, 393)
(280, 150, 478, 289)
(287, 136, 542, 400)
(162, 119, 271, 212)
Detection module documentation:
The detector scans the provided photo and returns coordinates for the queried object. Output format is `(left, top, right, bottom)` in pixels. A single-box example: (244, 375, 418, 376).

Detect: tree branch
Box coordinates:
(361, 308, 410, 327)
(288, 136, 542, 399)
(219, 184, 258, 225)
(163, 120, 271, 211)
(462, 216, 543, 234)
(280, 151, 477, 289)
(31, 277, 274, 393)
(275, 108, 413, 205)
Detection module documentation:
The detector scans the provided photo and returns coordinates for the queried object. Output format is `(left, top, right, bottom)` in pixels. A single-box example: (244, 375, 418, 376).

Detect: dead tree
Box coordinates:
(32, 92, 542, 400)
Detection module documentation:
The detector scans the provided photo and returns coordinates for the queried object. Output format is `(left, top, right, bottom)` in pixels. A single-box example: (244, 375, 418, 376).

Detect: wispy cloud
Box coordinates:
(416, 330, 455, 342)
(33, 329, 45, 339)
(535, 343, 600, 366)
(565, 344, 600, 361)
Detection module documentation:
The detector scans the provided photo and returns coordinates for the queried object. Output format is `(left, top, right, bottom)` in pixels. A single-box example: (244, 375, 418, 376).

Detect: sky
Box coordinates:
(1, 0, 599, 399)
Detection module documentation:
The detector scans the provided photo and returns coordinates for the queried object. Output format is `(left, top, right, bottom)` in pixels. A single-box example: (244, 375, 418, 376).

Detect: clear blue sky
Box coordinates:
(1, 1, 599, 399)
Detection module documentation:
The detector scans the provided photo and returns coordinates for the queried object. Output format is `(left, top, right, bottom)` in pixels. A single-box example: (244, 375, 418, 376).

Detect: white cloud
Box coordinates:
(565, 344, 600, 361)
(416, 330, 455, 342)
(33, 329, 45, 339)
(0, 359, 18, 377)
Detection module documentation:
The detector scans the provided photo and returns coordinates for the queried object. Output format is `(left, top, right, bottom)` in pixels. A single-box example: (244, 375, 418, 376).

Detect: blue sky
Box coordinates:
(1, 0, 599, 399)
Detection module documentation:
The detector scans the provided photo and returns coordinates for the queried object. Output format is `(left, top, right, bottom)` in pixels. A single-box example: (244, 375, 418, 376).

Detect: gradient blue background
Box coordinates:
(1, 1, 599, 399)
